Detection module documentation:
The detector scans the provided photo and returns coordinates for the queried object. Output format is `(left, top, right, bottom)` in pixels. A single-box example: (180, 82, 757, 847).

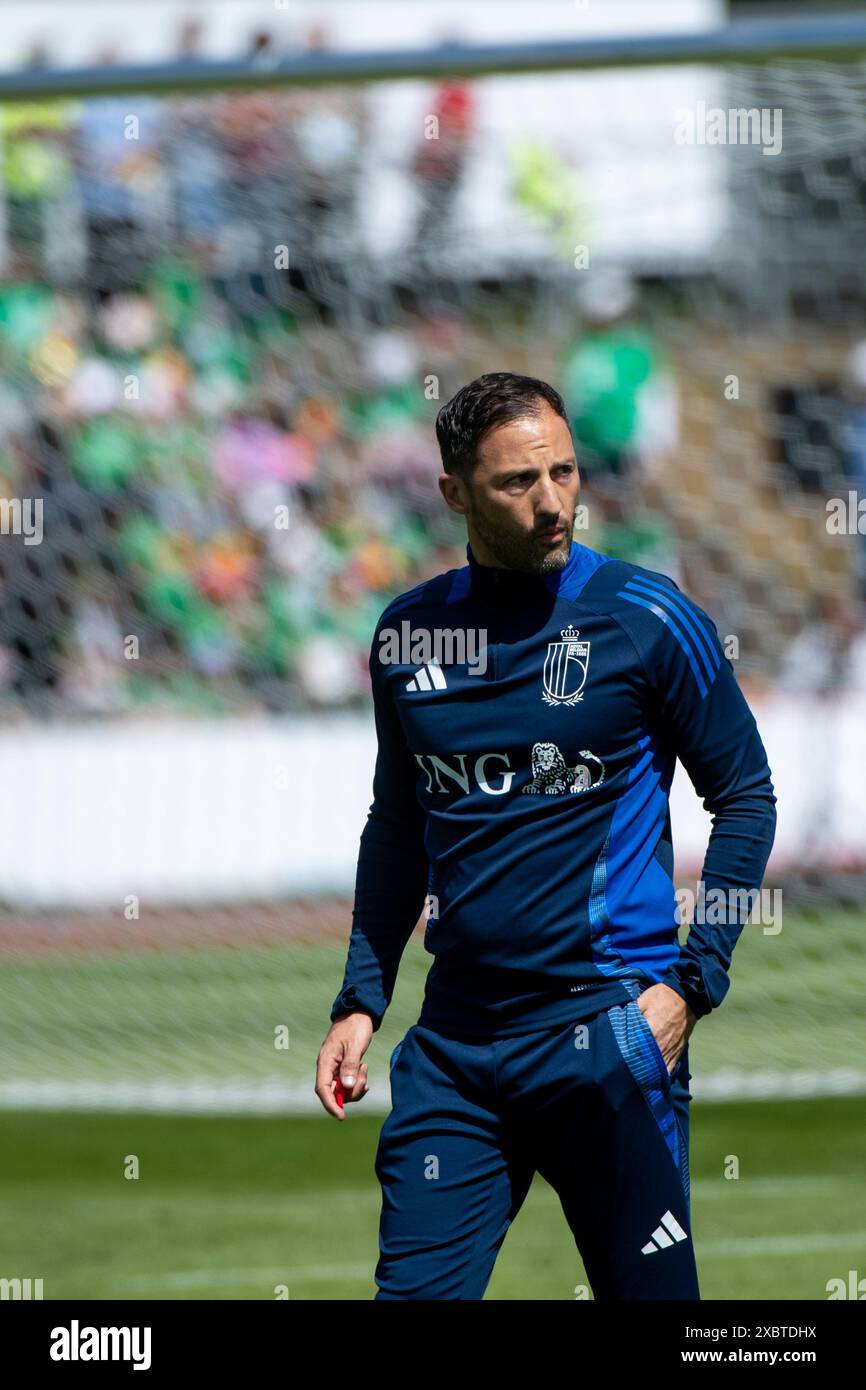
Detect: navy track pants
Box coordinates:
(373, 985, 698, 1300)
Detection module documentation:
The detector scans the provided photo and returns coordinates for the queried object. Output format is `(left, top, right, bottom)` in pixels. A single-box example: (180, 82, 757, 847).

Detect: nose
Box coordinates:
(535, 479, 562, 522)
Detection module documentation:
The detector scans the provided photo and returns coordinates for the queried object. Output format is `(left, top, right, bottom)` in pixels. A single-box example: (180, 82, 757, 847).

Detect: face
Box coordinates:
(439, 402, 580, 575)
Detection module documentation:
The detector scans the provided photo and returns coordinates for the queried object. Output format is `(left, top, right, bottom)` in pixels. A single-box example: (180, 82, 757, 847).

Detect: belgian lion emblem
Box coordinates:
(523, 742, 605, 795)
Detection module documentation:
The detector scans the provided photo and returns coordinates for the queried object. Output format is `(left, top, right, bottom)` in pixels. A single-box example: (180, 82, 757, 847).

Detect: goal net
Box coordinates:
(0, 38, 864, 1109)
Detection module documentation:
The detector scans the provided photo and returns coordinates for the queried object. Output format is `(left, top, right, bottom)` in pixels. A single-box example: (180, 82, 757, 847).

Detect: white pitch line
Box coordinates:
(112, 1234, 866, 1292)
(0, 1079, 393, 1114)
(1, 1069, 865, 1113)
(699, 1231, 866, 1258)
(693, 1175, 861, 1198)
(694, 1069, 866, 1100)
(118, 1263, 372, 1290)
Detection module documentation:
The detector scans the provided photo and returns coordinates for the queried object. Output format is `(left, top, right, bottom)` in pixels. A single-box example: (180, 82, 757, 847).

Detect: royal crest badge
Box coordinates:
(542, 626, 590, 706)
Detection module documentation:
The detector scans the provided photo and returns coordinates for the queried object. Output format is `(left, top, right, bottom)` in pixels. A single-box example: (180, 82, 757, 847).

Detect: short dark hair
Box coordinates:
(435, 371, 570, 479)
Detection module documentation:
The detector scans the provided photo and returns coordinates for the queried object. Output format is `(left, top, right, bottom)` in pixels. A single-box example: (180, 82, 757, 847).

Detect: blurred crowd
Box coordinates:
(0, 264, 474, 714)
(0, 25, 473, 714)
(0, 25, 685, 717)
(0, 24, 865, 717)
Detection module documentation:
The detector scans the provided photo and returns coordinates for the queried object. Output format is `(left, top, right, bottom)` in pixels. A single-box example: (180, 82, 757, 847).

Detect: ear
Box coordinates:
(438, 472, 468, 516)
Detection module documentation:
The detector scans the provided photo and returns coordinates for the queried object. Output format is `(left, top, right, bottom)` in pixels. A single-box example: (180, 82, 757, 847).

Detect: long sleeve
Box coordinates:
(330, 626, 430, 1032)
(635, 577, 777, 1017)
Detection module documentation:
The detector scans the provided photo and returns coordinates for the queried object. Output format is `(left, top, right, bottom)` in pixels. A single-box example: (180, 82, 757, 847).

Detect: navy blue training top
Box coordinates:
(331, 539, 777, 1038)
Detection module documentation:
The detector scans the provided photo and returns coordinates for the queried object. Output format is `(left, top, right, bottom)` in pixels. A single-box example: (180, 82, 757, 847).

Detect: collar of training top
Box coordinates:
(464, 538, 582, 600)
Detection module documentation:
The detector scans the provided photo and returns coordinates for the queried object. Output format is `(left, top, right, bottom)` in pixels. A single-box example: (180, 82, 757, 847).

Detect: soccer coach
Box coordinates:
(316, 371, 777, 1300)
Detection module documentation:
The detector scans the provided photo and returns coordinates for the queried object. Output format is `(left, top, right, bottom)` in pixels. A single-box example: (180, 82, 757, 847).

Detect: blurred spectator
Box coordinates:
(509, 138, 584, 260)
(248, 30, 280, 70)
(0, 425, 111, 713)
(23, 40, 52, 72)
(560, 270, 678, 482)
(74, 50, 166, 292)
(210, 78, 297, 276)
(282, 27, 367, 280)
(1, 93, 76, 275)
(410, 79, 475, 255)
(168, 23, 226, 261)
(177, 18, 205, 64)
(586, 474, 681, 584)
(777, 595, 866, 694)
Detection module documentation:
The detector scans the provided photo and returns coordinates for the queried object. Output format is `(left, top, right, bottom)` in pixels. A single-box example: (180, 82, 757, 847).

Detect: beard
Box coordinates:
(467, 498, 574, 575)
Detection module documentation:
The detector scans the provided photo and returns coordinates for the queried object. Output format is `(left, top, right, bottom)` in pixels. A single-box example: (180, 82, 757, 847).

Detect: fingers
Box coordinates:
(321, 1063, 369, 1119)
(337, 1041, 371, 1107)
(315, 1041, 372, 1119)
(668, 1045, 687, 1078)
(315, 1047, 346, 1119)
(339, 1044, 364, 1090)
(339, 1061, 370, 1106)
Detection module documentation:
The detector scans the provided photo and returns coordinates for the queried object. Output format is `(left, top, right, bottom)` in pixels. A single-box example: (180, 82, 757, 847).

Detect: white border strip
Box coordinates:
(1, 1068, 864, 1114)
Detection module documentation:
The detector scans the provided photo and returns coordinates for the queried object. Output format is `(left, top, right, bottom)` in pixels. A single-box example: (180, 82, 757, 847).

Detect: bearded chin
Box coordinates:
(537, 542, 571, 575)
(470, 507, 572, 575)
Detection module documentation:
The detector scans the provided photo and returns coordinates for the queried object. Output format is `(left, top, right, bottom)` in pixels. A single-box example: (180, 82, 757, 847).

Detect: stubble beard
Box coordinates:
(468, 501, 574, 576)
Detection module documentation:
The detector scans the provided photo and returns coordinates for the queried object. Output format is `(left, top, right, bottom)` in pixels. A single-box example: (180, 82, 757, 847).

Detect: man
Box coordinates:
(316, 372, 777, 1300)
(410, 77, 476, 256)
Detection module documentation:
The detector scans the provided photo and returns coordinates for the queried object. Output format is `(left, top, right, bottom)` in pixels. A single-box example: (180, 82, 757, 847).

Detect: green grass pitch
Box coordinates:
(0, 907, 863, 1298)
(0, 1097, 864, 1299)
